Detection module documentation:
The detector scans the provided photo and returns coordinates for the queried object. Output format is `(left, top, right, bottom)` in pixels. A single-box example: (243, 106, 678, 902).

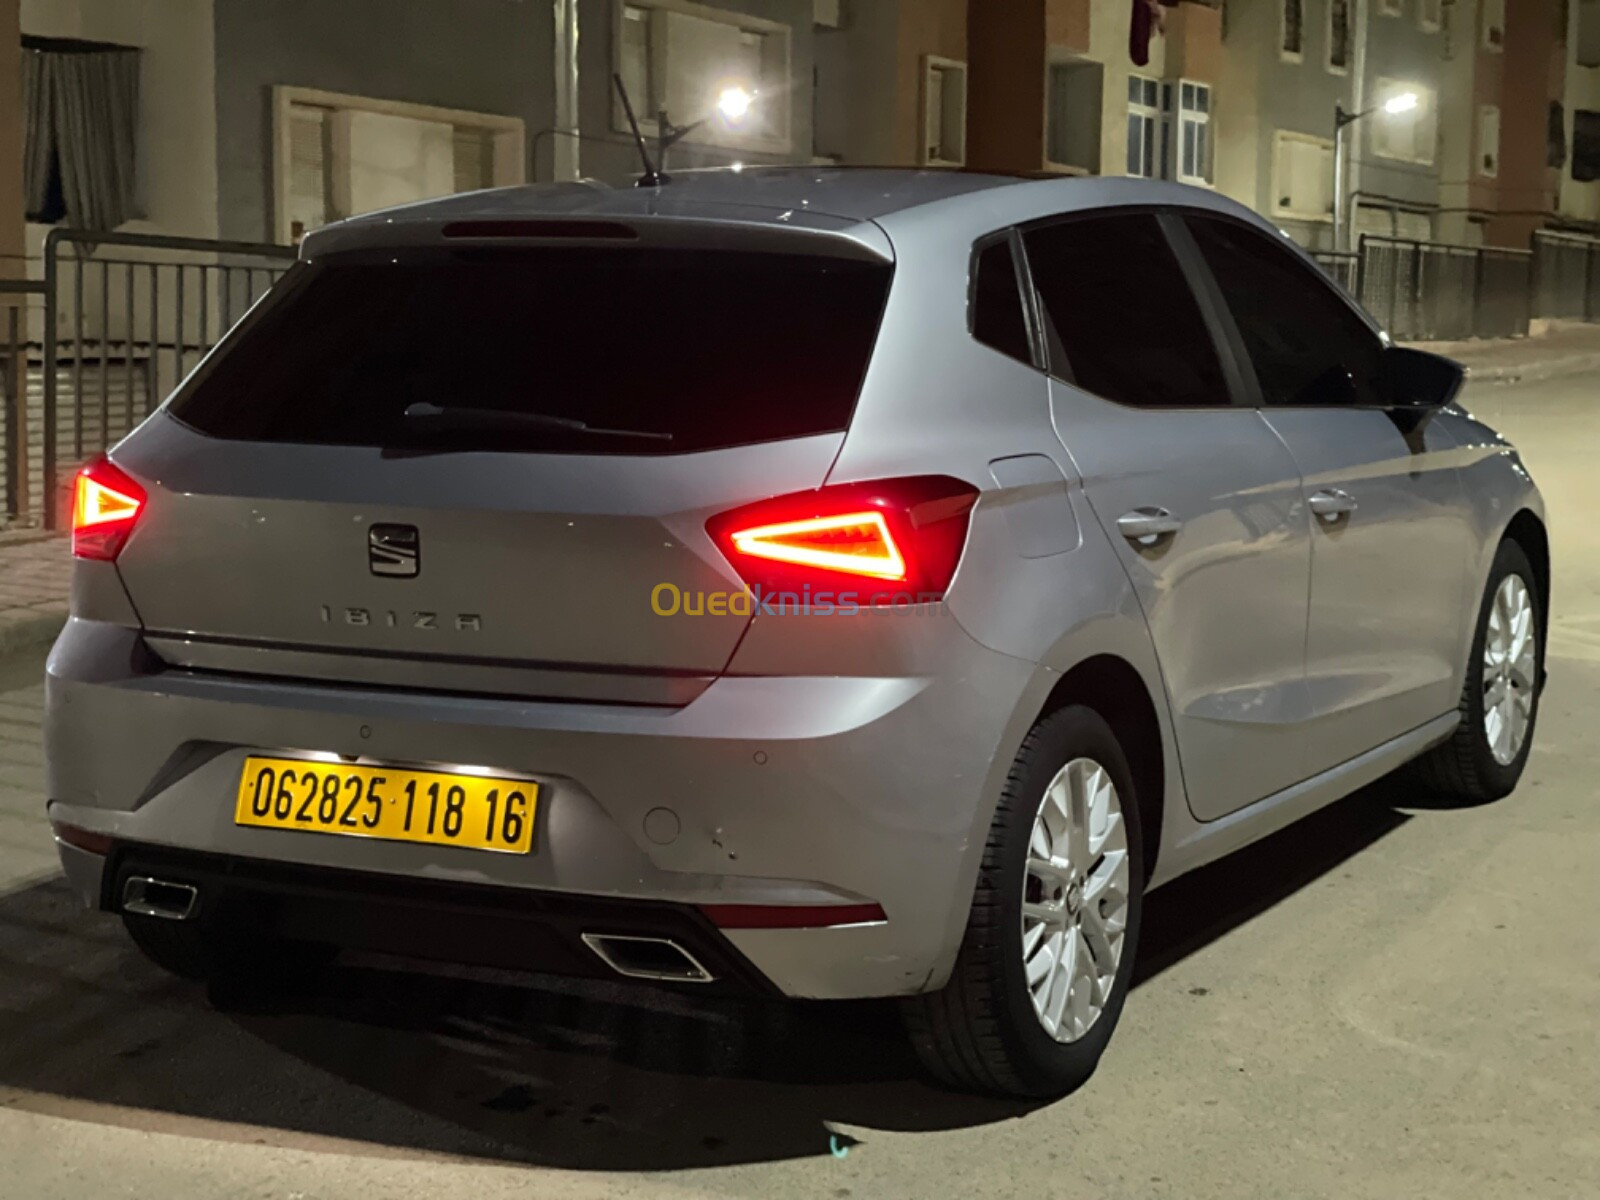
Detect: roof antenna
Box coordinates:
(613, 73, 665, 187)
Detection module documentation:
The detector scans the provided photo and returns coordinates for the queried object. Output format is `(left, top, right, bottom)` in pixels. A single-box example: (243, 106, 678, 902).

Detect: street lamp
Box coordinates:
(1332, 91, 1419, 251)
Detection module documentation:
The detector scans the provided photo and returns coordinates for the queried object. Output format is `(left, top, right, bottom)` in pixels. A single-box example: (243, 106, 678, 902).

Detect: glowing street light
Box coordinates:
(716, 86, 756, 125)
(1332, 90, 1424, 250)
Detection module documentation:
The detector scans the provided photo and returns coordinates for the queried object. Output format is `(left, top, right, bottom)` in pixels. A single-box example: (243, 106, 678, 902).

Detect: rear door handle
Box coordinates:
(1117, 507, 1183, 545)
(1308, 489, 1358, 520)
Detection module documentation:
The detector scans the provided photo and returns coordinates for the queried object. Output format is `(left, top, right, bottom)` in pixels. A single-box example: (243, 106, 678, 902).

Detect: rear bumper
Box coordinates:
(89, 841, 780, 996)
(46, 616, 1044, 999)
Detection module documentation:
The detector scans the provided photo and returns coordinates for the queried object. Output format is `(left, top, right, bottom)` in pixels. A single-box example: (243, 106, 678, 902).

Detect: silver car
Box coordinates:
(45, 169, 1547, 1098)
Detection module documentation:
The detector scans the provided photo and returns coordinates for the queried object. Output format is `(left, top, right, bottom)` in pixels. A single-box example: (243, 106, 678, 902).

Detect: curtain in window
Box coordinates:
(20, 42, 141, 231)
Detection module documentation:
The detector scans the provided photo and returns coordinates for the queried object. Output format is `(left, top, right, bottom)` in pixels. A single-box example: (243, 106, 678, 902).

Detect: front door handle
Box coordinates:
(1308, 489, 1358, 520)
(1117, 507, 1183, 545)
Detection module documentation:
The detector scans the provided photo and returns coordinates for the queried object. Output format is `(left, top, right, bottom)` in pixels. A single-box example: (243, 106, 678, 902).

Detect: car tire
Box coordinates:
(122, 911, 334, 988)
(1407, 538, 1542, 804)
(902, 705, 1144, 1098)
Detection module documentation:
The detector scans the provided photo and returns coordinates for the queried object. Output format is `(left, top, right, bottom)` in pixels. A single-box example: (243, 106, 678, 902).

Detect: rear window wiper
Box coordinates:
(399, 401, 673, 442)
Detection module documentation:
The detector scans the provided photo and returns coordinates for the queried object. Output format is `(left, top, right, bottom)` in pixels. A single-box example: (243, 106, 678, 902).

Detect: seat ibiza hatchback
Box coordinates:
(46, 169, 1548, 1098)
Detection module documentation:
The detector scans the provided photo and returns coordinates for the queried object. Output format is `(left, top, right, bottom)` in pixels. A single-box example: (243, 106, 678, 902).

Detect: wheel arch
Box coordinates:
(1038, 654, 1165, 884)
(1503, 508, 1550, 675)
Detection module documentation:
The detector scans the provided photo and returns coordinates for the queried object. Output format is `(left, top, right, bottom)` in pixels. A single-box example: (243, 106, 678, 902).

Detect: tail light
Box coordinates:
(707, 475, 979, 601)
(72, 457, 146, 561)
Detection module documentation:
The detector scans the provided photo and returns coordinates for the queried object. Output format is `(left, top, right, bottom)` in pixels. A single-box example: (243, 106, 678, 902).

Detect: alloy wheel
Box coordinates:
(1021, 757, 1131, 1043)
(1483, 574, 1537, 766)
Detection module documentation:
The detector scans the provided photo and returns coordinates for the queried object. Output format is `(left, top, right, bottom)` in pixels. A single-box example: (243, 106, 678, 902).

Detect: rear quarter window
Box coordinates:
(168, 248, 893, 455)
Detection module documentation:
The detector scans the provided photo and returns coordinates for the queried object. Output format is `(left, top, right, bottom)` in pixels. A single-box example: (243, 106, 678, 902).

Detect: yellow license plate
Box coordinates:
(234, 756, 537, 855)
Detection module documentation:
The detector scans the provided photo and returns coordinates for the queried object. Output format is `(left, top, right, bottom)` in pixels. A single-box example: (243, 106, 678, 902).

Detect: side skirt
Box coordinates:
(1148, 712, 1459, 889)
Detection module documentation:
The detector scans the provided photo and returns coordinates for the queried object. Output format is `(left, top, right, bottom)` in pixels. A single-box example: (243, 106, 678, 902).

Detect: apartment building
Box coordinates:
(1216, 0, 1356, 249)
(1437, 0, 1566, 246)
(1350, 0, 1445, 242)
(1558, 0, 1600, 226)
(6, 0, 1598, 264)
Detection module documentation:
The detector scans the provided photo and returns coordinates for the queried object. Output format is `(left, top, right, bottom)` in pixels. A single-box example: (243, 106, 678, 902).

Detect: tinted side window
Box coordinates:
(971, 238, 1033, 365)
(1187, 215, 1384, 407)
(1023, 214, 1232, 409)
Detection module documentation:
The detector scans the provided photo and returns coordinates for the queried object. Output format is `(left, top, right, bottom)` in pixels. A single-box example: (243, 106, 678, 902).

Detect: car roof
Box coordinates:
(303, 166, 1279, 263)
(328, 167, 1027, 228)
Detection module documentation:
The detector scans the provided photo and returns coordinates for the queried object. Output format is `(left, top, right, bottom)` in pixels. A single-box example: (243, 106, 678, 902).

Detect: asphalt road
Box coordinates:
(1, 374, 1596, 1199)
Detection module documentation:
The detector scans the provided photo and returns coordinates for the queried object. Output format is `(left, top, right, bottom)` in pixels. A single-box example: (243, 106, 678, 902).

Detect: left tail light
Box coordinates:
(707, 475, 980, 601)
(72, 456, 146, 561)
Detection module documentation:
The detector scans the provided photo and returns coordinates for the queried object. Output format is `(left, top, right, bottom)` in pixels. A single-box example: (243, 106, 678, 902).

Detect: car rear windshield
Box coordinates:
(167, 247, 892, 455)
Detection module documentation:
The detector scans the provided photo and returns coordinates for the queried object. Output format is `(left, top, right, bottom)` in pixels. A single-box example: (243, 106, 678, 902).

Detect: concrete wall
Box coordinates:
(1217, 0, 1354, 248)
(1486, 0, 1563, 245)
(1436, 0, 1489, 244)
(815, 0, 901, 163)
(576, 0, 815, 184)
(212, 0, 552, 243)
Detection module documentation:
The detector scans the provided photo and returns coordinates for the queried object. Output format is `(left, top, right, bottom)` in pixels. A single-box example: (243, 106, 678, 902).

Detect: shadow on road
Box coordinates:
(0, 779, 1417, 1170)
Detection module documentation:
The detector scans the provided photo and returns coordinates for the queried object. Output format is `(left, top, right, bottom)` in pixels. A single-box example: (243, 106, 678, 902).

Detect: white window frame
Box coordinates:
(1327, 0, 1352, 75)
(1281, 0, 1305, 63)
(1483, 0, 1506, 50)
(1419, 0, 1442, 33)
(920, 55, 968, 167)
(1370, 77, 1436, 165)
(1175, 79, 1212, 186)
(1126, 72, 1164, 178)
(609, 0, 794, 156)
(1477, 104, 1501, 177)
(1271, 129, 1335, 223)
(1379, 0, 1403, 16)
(271, 86, 525, 246)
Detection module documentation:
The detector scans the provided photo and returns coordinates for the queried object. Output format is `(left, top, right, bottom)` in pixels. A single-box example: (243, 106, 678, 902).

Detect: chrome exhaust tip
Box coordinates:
(581, 933, 714, 983)
(122, 876, 199, 921)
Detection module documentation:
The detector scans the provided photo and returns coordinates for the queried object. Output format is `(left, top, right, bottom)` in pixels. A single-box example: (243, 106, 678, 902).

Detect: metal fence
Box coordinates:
(0, 280, 46, 523)
(1309, 250, 1359, 295)
(1531, 230, 1600, 321)
(0, 230, 296, 529)
(1352, 235, 1532, 342)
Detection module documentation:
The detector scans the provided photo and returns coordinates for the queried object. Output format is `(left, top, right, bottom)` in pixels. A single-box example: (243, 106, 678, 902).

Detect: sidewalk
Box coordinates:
(2, 322, 1599, 662)
(0, 533, 70, 658)
(1414, 319, 1600, 386)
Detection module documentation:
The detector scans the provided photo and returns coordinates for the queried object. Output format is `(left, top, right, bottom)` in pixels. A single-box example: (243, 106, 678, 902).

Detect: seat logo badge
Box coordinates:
(368, 524, 420, 578)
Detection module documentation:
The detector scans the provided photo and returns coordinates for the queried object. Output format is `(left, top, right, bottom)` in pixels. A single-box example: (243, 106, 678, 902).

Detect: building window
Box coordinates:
(1419, 0, 1442, 32)
(1046, 58, 1104, 173)
(20, 37, 142, 229)
(1272, 130, 1335, 222)
(1483, 0, 1506, 49)
(1126, 74, 1167, 177)
(273, 88, 524, 245)
(1328, 0, 1352, 73)
(1574, 109, 1600, 181)
(1371, 79, 1437, 164)
(922, 56, 968, 166)
(1477, 105, 1501, 177)
(1380, 0, 1403, 15)
(613, 1, 793, 153)
(1282, 0, 1304, 61)
(1177, 81, 1212, 185)
(1581, 0, 1600, 67)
